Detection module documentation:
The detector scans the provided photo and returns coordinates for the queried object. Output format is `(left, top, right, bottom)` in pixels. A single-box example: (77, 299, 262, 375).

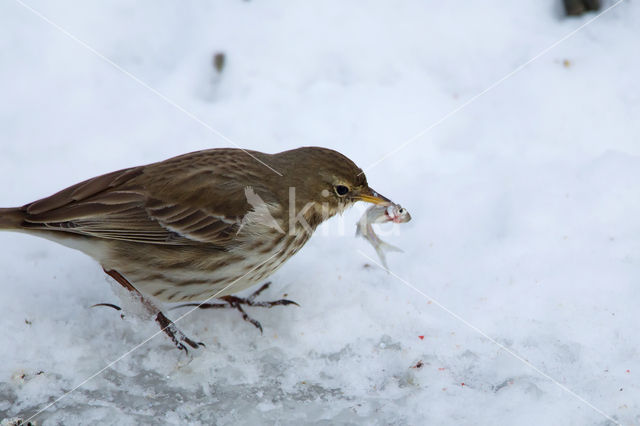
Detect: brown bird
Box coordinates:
(0, 147, 390, 351)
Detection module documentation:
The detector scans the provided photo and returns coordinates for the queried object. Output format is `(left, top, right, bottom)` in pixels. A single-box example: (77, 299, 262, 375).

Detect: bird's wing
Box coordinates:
(22, 160, 254, 247)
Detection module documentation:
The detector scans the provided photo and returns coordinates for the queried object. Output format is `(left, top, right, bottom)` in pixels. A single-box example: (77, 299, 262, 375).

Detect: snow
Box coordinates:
(1, 0, 639, 424)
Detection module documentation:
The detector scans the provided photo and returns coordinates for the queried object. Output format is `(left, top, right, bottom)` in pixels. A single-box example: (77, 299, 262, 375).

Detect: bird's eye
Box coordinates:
(334, 185, 349, 196)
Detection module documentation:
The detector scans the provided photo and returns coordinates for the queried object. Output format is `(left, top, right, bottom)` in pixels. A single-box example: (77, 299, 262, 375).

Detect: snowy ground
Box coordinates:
(1, 0, 639, 424)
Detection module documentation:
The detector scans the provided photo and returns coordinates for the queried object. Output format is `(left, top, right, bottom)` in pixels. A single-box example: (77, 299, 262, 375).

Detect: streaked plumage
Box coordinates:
(0, 147, 389, 308)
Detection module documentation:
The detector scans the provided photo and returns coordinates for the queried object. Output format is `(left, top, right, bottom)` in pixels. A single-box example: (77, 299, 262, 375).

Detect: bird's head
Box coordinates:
(275, 147, 390, 219)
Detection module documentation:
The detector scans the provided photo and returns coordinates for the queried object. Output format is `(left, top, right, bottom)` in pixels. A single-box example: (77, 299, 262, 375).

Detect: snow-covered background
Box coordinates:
(1, 0, 639, 424)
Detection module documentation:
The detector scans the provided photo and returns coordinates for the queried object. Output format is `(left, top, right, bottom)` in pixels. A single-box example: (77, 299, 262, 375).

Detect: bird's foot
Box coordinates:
(173, 282, 299, 333)
(155, 311, 205, 354)
(102, 268, 204, 353)
(91, 301, 204, 353)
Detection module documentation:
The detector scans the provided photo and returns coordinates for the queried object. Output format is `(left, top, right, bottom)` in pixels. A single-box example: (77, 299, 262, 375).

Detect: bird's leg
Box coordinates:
(172, 282, 299, 333)
(218, 298, 265, 333)
(102, 268, 204, 353)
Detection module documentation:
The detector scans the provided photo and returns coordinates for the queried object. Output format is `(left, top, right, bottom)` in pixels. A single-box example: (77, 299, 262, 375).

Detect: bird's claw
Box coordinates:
(91, 302, 126, 319)
(155, 312, 204, 354)
(172, 281, 299, 333)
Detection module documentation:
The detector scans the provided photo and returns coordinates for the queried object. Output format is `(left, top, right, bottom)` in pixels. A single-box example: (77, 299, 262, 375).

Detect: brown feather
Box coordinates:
(2, 147, 376, 302)
(26, 168, 144, 214)
(18, 150, 262, 247)
(0, 208, 24, 229)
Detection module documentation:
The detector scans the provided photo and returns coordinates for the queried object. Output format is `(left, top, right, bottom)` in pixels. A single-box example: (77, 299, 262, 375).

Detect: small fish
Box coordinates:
(356, 203, 411, 269)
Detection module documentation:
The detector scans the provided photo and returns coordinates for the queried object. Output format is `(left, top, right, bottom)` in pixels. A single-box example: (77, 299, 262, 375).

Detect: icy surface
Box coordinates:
(1, 1, 639, 425)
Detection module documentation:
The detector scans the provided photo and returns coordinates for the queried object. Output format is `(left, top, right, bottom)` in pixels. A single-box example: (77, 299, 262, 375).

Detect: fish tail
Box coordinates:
(378, 241, 403, 253)
(374, 247, 390, 270)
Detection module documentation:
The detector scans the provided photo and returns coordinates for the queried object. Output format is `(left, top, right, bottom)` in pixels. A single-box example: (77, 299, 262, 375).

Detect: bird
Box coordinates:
(0, 147, 390, 352)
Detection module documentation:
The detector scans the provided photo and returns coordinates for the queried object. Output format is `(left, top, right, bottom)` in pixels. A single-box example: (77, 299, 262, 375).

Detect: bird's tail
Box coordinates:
(0, 207, 24, 229)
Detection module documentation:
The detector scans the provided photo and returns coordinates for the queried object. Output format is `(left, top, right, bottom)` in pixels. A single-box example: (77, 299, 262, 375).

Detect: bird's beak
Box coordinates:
(357, 187, 392, 205)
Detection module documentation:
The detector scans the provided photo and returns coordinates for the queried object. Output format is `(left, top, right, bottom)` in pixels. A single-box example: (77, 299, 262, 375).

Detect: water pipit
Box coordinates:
(0, 147, 390, 351)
